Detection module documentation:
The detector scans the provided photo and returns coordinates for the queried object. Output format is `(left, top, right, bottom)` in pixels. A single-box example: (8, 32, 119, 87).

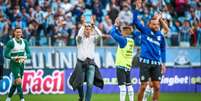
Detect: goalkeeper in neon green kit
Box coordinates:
(5, 27, 31, 101)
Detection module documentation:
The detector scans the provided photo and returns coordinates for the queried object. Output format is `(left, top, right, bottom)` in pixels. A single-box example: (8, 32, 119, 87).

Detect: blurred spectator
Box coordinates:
(100, 16, 115, 46)
(44, 6, 55, 45)
(72, 0, 85, 23)
(54, 15, 68, 46)
(106, 0, 120, 24)
(179, 20, 192, 47)
(0, 0, 199, 47)
(61, 0, 73, 15)
(92, 0, 103, 22)
(169, 20, 180, 46)
(175, 0, 188, 17)
(11, 5, 22, 21)
(118, 2, 133, 25)
(67, 25, 77, 46)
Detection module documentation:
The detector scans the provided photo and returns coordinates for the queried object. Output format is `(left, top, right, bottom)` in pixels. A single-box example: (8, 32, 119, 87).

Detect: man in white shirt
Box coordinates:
(70, 16, 104, 101)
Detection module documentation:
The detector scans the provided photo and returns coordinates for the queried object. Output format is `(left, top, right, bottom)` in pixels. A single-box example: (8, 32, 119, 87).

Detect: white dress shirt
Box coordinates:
(76, 25, 102, 61)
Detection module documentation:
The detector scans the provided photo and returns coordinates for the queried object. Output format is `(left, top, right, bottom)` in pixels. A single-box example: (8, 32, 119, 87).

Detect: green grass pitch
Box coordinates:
(1, 93, 201, 101)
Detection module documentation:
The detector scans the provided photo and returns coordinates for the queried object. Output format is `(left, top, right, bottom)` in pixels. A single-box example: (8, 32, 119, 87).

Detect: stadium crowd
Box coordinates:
(0, 0, 200, 47)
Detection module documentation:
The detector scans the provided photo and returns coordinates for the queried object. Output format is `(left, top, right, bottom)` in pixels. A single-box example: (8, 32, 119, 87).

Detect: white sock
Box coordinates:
(119, 85, 126, 101)
(20, 98, 25, 101)
(143, 85, 152, 101)
(6, 97, 11, 101)
(127, 85, 134, 101)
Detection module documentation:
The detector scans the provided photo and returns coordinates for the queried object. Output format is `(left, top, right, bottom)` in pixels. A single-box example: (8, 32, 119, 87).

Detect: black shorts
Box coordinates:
(139, 62, 162, 82)
(116, 67, 132, 85)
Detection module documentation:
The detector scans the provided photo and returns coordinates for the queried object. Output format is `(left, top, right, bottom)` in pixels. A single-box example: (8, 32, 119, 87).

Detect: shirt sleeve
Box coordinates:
(4, 40, 14, 59)
(93, 25, 103, 40)
(132, 31, 141, 39)
(132, 10, 151, 36)
(109, 26, 127, 48)
(160, 35, 166, 63)
(24, 39, 31, 59)
(76, 26, 84, 44)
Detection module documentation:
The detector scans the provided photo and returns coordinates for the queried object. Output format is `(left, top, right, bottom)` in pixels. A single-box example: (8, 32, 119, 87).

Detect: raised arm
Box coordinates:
(160, 35, 166, 64)
(93, 25, 102, 37)
(76, 26, 84, 44)
(159, 18, 169, 34)
(153, 13, 169, 34)
(132, 1, 150, 35)
(109, 26, 127, 48)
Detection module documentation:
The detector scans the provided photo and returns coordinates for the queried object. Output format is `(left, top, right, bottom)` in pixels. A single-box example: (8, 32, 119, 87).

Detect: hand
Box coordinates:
(136, 0, 142, 9)
(152, 13, 162, 21)
(81, 16, 85, 25)
(161, 64, 166, 74)
(156, 13, 162, 21)
(102, 34, 110, 39)
(114, 17, 120, 27)
(20, 58, 26, 63)
(13, 56, 26, 63)
(90, 15, 96, 25)
(12, 56, 20, 62)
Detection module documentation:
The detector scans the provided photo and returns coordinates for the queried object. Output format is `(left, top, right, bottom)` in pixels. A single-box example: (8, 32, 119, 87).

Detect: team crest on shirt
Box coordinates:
(157, 36, 161, 41)
(141, 76, 145, 80)
(158, 77, 162, 80)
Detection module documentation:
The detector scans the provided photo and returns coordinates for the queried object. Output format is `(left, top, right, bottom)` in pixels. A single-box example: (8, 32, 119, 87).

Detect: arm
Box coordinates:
(109, 26, 127, 48)
(93, 25, 102, 37)
(160, 35, 166, 64)
(160, 35, 166, 74)
(24, 40, 31, 59)
(4, 40, 13, 59)
(132, 30, 141, 38)
(76, 26, 84, 44)
(132, 10, 150, 35)
(159, 19, 169, 34)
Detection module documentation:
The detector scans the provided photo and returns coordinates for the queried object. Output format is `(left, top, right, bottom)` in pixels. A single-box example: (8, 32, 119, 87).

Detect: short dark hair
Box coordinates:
(13, 27, 22, 32)
(12, 27, 22, 37)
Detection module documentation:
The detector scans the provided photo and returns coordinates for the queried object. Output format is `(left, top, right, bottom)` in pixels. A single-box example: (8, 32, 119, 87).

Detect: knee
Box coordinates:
(153, 84, 160, 92)
(119, 85, 126, 92)
(140, 83, 148, 92)
(127, 85, 133, 92)
(15, 78, 22, 85)
(87, 82, 93, 88)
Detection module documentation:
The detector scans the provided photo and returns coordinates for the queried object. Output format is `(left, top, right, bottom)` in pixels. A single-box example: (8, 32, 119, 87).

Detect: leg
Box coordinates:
(142, 81, 153, 101)
(151, 81, 160, 101)
(77, 61, 85, 101)
(16, 78, 24, 100)
(138, 82, 148, 101)
(138, 63, 150, 101)
(126, 71, 134, 101)
(119, 85, 126, 101)
(7, 64, 20, 99)
(116, 68, 127, 101)
(150, 65, 162, 101)
(85, 65, 95, 101)
(78, 73, 85, 101)
(17, 66, 25, 100)
(77, 85, 84, 101)
(127, 85, 134, 101)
